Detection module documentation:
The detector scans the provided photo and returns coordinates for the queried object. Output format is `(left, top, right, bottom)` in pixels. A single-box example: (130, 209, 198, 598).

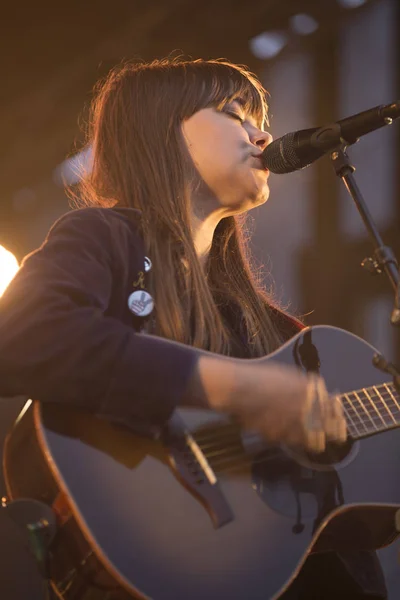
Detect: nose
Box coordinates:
(251, 129, 273, 152)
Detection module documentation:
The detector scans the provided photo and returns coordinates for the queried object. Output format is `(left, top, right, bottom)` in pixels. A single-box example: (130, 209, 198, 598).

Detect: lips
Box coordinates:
(252, 156, 270, 173)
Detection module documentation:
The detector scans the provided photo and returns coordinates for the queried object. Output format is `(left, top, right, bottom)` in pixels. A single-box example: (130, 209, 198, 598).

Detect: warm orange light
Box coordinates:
(0, 245, 19, 296)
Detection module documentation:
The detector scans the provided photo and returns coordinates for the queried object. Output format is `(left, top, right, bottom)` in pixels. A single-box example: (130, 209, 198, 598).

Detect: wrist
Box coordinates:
(181, 354, 242, 412)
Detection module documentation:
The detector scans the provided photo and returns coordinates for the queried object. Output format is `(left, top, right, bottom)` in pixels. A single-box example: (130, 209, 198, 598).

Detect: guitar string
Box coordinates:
(212, 451, 310, 476)
(199, 419, 394, 474)
(343, 390, 400, 429)
(343, 385, 400, 413)
(191, 436, 286, 470)
(193, 403, 395, 452)
(344, 400, 391, 432)
(197, 406, 396, 452)
(206, 409, 400, 475)
(199, 433, 259, 452)
(343, 396, 388, 431)
(219, 456, 276, 474)
(193, 412, 389, 454)
(191, 410, 400, 472)
(196, 415, 400, 469)
(191, 395, 399, 465)
(341, 380, 397, 400)
(195, 421, 360, 462)
(197, 429, 355, 462)
(185, 383, 400, 476)
(180, 385, 400, 475)
(192, 384, 400, 447)
(203, 443, 349, 476)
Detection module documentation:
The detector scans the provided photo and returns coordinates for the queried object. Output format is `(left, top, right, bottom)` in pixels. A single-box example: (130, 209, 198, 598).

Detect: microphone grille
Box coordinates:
(263, 132, 304, 175)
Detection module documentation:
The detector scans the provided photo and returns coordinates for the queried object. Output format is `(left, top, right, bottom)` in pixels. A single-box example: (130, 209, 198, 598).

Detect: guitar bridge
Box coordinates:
(163, 413, 234, 529)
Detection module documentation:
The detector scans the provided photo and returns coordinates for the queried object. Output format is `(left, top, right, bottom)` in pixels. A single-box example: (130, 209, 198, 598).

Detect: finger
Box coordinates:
(302, 374, 324, 433)
(313, 379, 347, 444)
(304, 429, 326, 453)
(302, 375, 330, 452)
(332, 395, 347, 441)
(324, 395, 347, 442)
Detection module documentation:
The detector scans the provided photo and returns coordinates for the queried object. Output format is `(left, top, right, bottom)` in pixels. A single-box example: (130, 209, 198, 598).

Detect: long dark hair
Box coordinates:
(73, 57, 296, 356)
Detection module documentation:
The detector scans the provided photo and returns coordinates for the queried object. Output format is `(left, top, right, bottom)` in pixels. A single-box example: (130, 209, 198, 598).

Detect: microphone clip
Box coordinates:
(311, 122, 359, 157)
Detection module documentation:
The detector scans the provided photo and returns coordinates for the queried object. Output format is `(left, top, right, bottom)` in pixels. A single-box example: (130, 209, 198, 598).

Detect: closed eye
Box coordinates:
(223, 110, 245, 124)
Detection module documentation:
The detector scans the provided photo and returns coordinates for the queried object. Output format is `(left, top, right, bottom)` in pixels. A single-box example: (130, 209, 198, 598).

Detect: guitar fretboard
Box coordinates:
(341, 381, 400, 439)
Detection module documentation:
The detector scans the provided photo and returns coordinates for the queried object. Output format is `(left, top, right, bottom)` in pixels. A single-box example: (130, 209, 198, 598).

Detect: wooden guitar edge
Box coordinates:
(3, 400, 400, 600)
(3, 400, 147, 600)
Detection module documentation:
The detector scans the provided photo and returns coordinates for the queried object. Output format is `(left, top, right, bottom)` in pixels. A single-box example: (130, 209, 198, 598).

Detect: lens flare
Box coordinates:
(0, 245, 19, 296)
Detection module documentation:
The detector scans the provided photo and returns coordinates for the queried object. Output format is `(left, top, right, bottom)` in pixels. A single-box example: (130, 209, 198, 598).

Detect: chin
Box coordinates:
(223, 185, 270, 214)
(231, 196, 268, 216)
(248, 188, 270, 209)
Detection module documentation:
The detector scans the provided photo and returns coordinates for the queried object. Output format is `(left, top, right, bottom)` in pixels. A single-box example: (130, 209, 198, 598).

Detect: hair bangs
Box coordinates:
(199, 61, 269, 129)
(176, 59, 269, 129)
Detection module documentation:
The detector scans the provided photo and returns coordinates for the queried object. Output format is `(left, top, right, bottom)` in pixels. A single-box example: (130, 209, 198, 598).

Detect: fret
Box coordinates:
(373, 389, 400, 418)
(343, 420, 358, 440)
(361, 388, 388, 428)
(370, 385, 400, 423)
(342, 393, 370, 435)
(341, 403, 357, 433)
(372, 385, 397, 425)
(383, 383, 400, 413)
(354, 390, 381, 430)
(339, 382, 400, 440)
(341, 408, 361, 439)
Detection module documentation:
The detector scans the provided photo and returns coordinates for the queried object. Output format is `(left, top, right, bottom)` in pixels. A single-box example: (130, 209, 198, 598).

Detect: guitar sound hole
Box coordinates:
(286, 437, 356, 470)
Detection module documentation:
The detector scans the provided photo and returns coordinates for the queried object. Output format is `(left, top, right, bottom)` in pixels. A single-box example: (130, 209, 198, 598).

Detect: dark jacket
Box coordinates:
(0, 206, 387, 599)
(0, 206, 301, 426)
(0, 207, 202, 435)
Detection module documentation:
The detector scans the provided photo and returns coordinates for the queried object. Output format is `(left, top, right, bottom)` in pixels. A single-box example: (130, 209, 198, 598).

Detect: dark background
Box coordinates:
(0, 0, 399, 597)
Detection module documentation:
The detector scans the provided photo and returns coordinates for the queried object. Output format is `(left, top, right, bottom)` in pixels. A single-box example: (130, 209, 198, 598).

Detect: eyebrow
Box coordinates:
(228, 99, 246, 113)
(233, 97, 245, 108)
(229, 99, 265, 130)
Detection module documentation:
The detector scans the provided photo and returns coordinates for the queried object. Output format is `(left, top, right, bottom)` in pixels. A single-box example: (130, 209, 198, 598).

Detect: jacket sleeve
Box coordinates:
(0, 209, 198, 433)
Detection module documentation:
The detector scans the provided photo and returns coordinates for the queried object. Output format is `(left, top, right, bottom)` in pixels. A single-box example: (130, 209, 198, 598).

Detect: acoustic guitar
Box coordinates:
(3, 325, 400, 599)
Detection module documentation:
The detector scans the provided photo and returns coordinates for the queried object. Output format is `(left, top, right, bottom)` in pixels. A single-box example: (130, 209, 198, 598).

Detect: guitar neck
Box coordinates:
(340, 381, 400, 439)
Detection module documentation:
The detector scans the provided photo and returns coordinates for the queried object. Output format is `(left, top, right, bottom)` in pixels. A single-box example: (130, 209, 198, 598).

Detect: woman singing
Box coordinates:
(0, 57, 386, 599)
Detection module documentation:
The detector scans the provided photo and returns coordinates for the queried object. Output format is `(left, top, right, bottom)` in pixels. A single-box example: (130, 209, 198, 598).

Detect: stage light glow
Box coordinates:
(0, 245, 19, 296)
(337, 0, 367, 8)
(249, 31, 288, 60)
(290, 14, 319, 36)
(53, 146, 93, 186)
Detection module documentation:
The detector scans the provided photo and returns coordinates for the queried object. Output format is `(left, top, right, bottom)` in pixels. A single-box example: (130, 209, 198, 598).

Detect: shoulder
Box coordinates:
(44, 207, 144, 258)
(21, 207, 146, 276)
(48, 206, 142, 240)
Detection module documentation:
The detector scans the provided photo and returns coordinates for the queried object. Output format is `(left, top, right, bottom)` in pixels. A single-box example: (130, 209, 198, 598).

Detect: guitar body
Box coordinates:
(3, 325, 400, 600)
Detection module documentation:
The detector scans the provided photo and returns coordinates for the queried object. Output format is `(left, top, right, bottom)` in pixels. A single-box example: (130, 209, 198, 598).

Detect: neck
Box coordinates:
(189, 189, 240, 265)
(190, 209, 221, 267)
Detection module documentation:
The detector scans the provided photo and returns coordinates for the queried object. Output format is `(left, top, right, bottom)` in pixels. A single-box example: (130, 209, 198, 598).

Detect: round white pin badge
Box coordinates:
(128, 290, 154, 317)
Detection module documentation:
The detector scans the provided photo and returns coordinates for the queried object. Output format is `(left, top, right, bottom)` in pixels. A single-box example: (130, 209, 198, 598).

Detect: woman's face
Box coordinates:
(181, 100, 272, 215)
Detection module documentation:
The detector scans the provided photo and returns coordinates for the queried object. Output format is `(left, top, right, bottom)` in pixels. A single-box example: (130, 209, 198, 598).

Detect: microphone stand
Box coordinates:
(329, 142, 400, 386)
(305, 118, 400, 561)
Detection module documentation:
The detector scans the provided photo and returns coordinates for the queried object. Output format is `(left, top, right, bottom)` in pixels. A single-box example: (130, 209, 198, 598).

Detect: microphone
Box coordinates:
(261, 101, 400, 175)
